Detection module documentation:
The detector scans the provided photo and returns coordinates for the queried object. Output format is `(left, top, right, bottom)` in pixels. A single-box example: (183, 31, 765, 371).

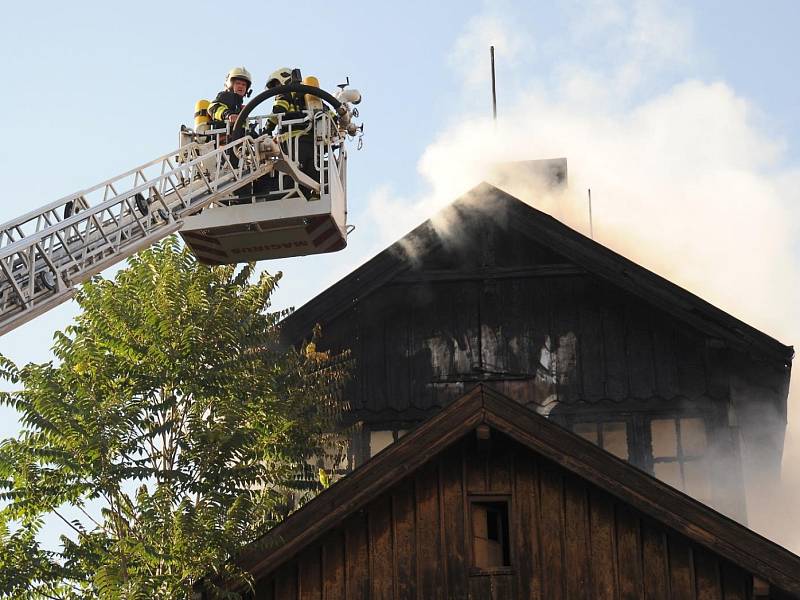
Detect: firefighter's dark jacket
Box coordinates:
(273, 92, 306, 117)
(207, 90, 244, 122)
(266, 92, 308, 132)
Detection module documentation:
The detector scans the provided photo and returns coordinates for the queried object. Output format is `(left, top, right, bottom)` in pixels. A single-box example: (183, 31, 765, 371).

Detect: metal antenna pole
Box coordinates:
(490, 46, 498, 122)
(588, 188, 594, 239)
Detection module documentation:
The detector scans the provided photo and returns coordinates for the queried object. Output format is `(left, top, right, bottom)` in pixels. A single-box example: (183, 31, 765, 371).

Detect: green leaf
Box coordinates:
(0, 237, 351, 598)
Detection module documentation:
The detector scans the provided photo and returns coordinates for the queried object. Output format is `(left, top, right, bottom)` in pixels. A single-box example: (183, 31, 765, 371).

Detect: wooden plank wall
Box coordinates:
(319, 271, 724, 426)
(253, 433, 756, 599)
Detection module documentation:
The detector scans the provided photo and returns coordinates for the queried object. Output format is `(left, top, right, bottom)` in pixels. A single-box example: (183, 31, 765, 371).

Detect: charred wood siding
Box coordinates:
(279, 204, 789, 527)
(253, 433, 763, 599)
(281, 188, 790, 450)
(317, 272, 734, 424)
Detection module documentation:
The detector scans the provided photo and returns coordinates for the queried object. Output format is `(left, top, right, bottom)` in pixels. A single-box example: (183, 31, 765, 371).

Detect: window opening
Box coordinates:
(369, 429, 412, 458)
(650, 417, 709, 502)
(369, 430, 394, 457)
(470, 499, 510, 569)
(572, 420, 629, 460)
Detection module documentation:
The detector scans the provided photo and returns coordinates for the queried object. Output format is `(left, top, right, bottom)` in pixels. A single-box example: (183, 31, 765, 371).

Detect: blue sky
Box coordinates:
(1, 0, 800, 547)
(0, 1, 797, 363)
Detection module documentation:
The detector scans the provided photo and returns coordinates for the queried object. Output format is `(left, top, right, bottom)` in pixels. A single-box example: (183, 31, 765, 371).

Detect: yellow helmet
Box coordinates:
(225, 66, 252, 90)
(266, 67, 292, 89)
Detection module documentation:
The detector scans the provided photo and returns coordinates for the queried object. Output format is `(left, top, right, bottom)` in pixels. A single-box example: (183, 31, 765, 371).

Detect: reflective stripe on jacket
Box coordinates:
(269, 92, 306, 130)
(207, 90, 244, 122)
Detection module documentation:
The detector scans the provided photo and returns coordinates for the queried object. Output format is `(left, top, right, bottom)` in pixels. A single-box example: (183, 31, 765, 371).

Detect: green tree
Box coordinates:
(0, 238, 349, 598)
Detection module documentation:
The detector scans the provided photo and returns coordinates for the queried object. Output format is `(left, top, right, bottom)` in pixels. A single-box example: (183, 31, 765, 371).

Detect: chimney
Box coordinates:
(487, 158, 568, 193)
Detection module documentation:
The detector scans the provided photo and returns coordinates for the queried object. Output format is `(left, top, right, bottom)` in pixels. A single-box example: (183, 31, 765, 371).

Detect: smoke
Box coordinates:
(365, 3, 800, 550)
(375, 81, 800, 338)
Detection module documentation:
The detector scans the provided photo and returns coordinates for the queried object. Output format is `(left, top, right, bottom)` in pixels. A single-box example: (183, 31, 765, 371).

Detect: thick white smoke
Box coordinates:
(365, 2, 800, 551)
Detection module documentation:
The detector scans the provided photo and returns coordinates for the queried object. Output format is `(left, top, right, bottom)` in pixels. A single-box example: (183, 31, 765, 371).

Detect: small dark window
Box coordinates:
(471, 499, 510, 569)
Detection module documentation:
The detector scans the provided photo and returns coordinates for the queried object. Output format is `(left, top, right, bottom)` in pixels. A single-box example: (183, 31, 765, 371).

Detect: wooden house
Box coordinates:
(220, 386, 800, 599)
(280, 182, 793, 525)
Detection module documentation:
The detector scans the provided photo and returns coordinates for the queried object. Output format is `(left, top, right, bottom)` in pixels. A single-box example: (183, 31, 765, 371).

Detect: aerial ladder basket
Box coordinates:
(179, 81, 362, 264)
(0, 79, 362, 336)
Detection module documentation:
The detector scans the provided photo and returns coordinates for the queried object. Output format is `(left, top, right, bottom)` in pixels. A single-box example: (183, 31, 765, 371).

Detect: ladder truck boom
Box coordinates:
(0, 79, 362, 337)
(0, 135, 282, 336)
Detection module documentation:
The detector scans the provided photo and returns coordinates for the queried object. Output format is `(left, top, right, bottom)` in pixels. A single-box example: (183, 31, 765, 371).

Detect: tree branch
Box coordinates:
(52, 509, 85, 539)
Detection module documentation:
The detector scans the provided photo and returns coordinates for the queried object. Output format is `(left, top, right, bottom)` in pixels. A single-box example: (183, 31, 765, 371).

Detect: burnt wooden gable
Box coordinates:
(282, 184, 791, 425)
(218, 386, 800, 599)
(280, 184, 793, 521)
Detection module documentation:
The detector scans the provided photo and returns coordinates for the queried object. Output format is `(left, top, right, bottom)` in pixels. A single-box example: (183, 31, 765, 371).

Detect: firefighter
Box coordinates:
(208, 67, 253, 203)
(263, 67, 318, 196)
(207, 66, 252, 126)
(265, 67, 304, 130)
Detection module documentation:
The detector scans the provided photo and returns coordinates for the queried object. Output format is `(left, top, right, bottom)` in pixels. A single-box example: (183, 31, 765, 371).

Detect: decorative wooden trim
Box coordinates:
(468, 566, 515, 577)
(390, 265, 586, 284)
